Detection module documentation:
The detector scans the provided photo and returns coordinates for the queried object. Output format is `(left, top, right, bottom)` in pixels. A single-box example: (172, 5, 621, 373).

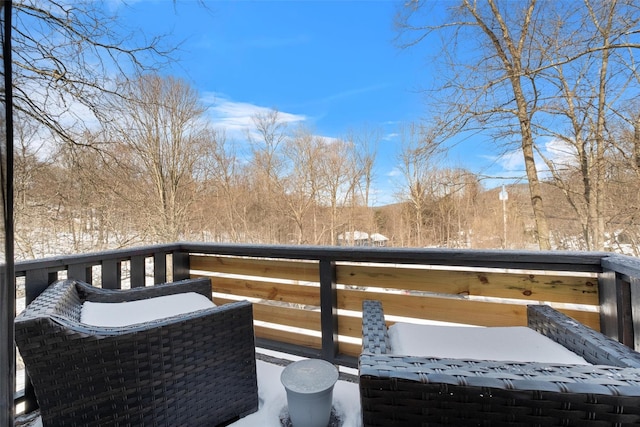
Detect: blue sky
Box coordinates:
(114, 0, 520, 206)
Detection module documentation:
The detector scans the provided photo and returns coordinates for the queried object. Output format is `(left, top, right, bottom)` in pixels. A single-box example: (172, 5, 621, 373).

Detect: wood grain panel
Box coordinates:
(337, 264, 598, 305)
(214, 297, 321, 331)
(196, 274, 321, 306)
(337, 315, 362, 339)
(191, 255, 319, 282)
(338, 341, 361, 358)
(254, 325, 322, 349)
(337, 289, 601, 330)
(254, 303, 321, 331)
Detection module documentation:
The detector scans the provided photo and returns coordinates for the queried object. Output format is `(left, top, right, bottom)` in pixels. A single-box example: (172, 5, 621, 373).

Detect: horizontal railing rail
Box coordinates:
(14, 243, 640, 416)
(187, 245, 606, 362)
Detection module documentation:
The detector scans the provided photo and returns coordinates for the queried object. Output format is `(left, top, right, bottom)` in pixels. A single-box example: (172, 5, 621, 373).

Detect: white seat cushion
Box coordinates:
(388, 322, 590, 365)
(81, 292, 215, 327)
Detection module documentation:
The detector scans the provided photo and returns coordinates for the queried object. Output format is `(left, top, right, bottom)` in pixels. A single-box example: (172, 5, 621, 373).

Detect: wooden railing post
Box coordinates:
(172, 250, 190, 281)
(154, 252, 167, 284)
(630, 276, 640, 352)
(319, 259, 338, 362)
(67, 263, 92, 284)
(130, 255, 146, 287)
(599, 269, 634, 347)
(25, 269, 57, 305)
(601, 254, 640, 350)
(101, 259, 121, 289)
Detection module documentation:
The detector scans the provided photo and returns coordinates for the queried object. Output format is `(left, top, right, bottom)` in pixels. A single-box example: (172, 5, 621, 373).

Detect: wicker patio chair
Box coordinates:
(15, 277, 258, 427)
(360, 300, 640, 426)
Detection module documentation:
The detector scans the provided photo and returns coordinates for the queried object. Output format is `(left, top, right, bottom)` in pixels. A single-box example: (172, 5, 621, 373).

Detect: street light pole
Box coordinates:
(499, 185, 508, 249)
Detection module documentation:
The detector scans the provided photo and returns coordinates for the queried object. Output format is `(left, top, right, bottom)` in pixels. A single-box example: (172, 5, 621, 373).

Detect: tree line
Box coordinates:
(13, 73, 640, 258)
(6, 0, 640, 258)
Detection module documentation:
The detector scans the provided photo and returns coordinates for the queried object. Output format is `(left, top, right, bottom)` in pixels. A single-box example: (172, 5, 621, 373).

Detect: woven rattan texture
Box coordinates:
(359, 300, 640, 426)
(15, 278, 259, 427)
(528, 304, 640, 368)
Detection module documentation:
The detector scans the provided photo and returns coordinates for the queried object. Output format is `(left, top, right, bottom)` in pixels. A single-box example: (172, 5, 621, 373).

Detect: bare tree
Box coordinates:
(250, 110, 288, 184)
(246, 109, 289, 242)
(396, 0, 640, 250)
(342, 126, 381, 241)
(52, 135, 147, 251)
(396, 0, 551, 248)
(13, 120, 58, 258)
(8, 1, 173, 148)
(314, 138, 360, 245)
(396, 122, 440, 247)
(14, 120, 48, 221)
(282, 127, 323, 244)
(396, 0, 553, 249)
(532, 0, 640, 250)
(345, 125, 380, 208)
(200, 130, 251, 242)
(430, 168, 478, 248)
(105, 74, 209, 242)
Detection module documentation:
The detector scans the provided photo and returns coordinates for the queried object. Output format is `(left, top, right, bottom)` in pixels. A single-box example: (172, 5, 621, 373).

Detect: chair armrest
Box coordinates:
(528, 304, 640, 368)
(16, 279, 84, 321)
(362, 300, 391, 354)
(75, 277, 213, 303)
(360, 352, 640, 395)
(359, 353, 640, 425)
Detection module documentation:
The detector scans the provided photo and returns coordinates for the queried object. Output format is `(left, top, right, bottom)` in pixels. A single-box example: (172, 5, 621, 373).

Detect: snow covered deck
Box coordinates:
(16, 348, 361, 427)
(11, 243, 640, 425)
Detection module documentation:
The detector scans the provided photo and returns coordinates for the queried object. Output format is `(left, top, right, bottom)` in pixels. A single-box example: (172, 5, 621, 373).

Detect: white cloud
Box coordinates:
(16, 79, 103, 145)
(543, 138, 577, 167)
(488, 139, 579, 174)
(478, 150, 524, 175)
(202, 92, 306, 138)
(496, 150, 524, 171)
(477, 138, 583, 190)
(383, 132, 399, 141)
(386, 167, 402, 177)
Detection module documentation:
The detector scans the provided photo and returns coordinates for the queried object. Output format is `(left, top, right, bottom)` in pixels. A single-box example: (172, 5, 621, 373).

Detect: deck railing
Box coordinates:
(14, 243, 640, 414)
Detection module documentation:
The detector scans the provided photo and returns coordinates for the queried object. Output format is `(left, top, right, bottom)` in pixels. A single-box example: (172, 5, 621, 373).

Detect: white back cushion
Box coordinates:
(81, 292, 215, 327)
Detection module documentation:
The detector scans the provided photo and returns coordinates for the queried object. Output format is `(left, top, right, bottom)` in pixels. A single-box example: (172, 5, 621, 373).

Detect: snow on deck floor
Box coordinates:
(16, 348, 362, 427)
(232, 351, 361, 427)
(17, 322, 597, 427)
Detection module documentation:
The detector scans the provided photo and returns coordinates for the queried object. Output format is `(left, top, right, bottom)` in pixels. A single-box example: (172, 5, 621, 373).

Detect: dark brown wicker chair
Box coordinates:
(15, 278, 258, 427)
(360, 300, 640, 426)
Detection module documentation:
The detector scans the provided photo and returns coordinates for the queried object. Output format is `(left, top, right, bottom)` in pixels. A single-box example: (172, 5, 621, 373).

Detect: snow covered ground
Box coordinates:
(231, 350, 361, 427)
